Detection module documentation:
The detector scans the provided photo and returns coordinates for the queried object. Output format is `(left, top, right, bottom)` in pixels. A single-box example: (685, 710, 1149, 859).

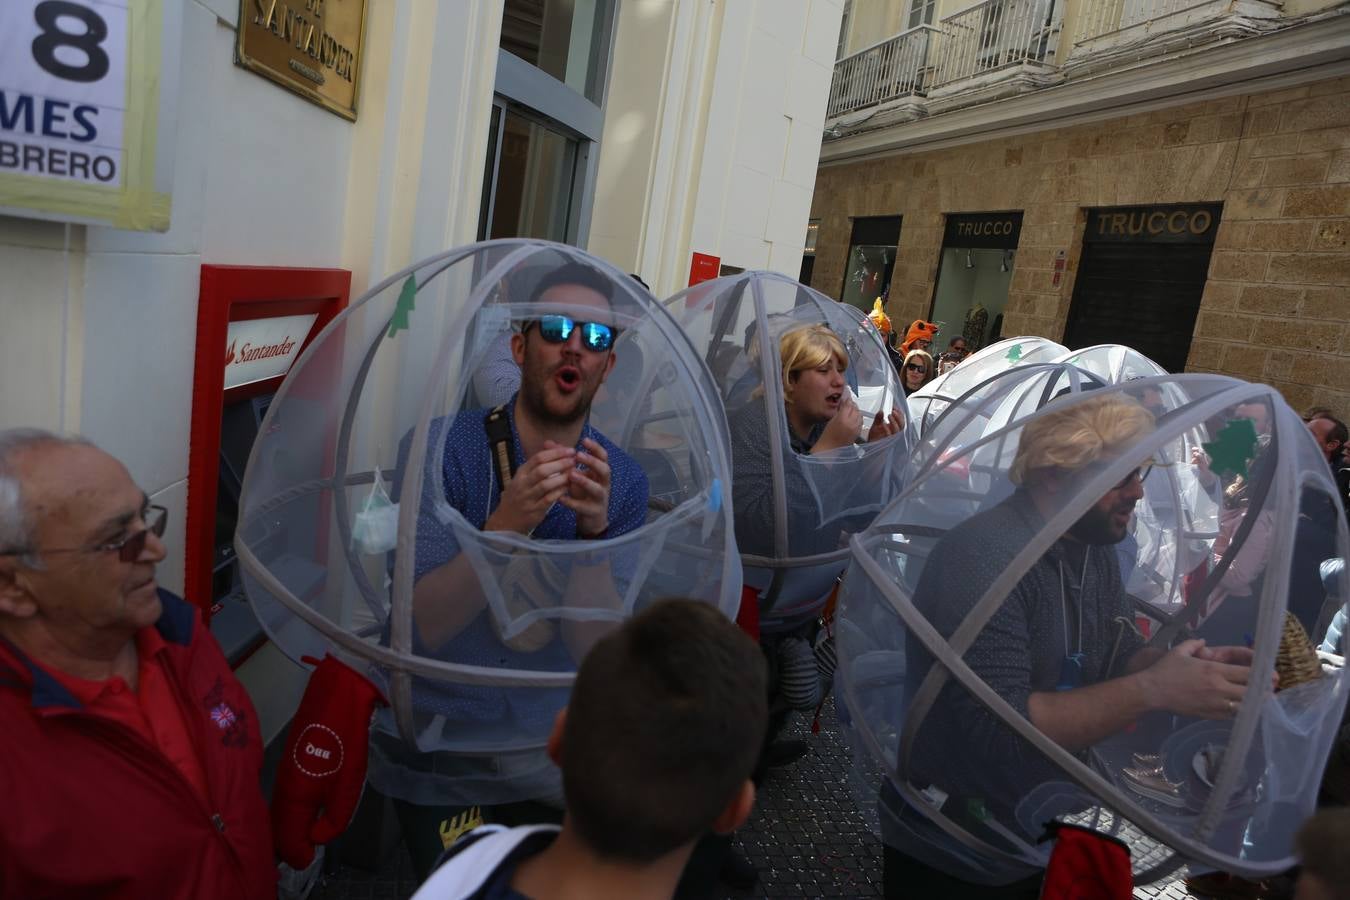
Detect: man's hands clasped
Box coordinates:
(484, 439, 611, 538)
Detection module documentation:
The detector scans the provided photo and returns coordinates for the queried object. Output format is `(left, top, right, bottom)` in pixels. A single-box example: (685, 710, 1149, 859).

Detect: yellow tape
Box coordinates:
(0, 0, 170, 231)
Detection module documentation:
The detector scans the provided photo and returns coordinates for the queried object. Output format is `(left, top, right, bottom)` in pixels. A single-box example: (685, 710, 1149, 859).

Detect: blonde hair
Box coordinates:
(779, 325, 848, 403)
(1009, 392, 1155, 485)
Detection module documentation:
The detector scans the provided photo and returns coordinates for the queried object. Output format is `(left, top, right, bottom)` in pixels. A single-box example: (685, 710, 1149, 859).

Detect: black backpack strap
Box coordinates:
(484, 405, 517, 490)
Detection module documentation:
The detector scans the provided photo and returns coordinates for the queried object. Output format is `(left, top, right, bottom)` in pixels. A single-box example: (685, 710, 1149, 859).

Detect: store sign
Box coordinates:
(0, 0, 172, 230)
(1085, 204, 1222, 244)
(943, 212, 1023, 249)
(223, 313, 318, 390)
(237, 0, 368, 121)
(689, 252, 721, 287)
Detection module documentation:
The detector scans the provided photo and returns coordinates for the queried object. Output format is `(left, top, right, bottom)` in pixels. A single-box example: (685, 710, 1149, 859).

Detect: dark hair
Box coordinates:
(949, 336, 966, 347)
(527, 261, 615, 307)
(1303, 405, 1337, 423)
(1295, 808, 1350, 890)
(1310, 415, 1348, 447)
(561, 599, 768, 862)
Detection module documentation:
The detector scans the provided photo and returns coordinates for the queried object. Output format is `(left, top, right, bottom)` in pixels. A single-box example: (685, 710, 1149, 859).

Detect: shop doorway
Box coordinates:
(1064, 204, 1222, 373)
(800, 219, 819, 286)
(929, 211, 1023, 352)
(840, 215, 901, 311)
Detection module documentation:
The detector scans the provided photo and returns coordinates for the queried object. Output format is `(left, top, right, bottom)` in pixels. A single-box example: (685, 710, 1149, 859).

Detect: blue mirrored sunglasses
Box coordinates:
(529, 315, 617, 352)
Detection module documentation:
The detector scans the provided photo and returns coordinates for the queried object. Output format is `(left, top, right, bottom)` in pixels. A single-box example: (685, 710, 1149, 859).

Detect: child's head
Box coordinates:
(555, 599, 768, 863)
(1295, 808, 1350, 900)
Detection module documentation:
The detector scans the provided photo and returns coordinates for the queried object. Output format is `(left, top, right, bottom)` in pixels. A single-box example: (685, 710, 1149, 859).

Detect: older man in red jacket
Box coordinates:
(0, 429, 275, 899)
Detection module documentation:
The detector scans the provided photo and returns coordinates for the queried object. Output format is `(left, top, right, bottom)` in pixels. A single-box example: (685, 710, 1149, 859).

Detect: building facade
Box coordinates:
(813, 0, 1350, 412)
(0, 0, 842, 739)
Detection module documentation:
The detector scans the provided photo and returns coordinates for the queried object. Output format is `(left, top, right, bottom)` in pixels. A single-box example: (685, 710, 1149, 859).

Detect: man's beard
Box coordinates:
(1069, 502, 1132, 546)
(519, 359, 595, 427)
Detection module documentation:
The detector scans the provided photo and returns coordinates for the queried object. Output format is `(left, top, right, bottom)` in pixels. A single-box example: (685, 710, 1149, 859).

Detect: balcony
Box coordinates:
(825, 0, 1062, 129)
(827, 27, 940, 119)
(1069, 0, 1284, 68)
(929, 0, 1062, 92)
(821, 0, 1346, 158)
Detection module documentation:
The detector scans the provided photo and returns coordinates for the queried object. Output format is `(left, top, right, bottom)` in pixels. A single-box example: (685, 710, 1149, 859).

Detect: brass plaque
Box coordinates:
(237, 0, 367, 121)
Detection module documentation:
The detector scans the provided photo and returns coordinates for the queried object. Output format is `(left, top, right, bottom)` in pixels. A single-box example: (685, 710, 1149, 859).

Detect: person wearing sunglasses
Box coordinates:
(900, 348, 934, 396)
(0, 430, 275, 900)
(887, 394, 1255, 899)
(376, 262, 651, 882)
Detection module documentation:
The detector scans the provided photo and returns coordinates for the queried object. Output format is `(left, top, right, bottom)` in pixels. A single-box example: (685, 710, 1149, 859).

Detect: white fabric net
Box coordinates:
(836, 375, 1348, 884)
(1053, 343, 1168, 385)
(909, 336, 1068, 438)
(664, 272, 914, 631)
(235, 240, 740, 804)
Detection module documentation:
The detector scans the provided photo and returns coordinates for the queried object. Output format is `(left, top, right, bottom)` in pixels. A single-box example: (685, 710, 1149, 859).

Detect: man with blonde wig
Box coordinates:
(885, 393, 1256, 899)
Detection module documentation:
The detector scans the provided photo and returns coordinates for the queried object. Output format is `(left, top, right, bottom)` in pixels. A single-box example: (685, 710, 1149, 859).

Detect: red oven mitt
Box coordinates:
(1039, 821, 1132, 900)
(271, 654, 386, 869)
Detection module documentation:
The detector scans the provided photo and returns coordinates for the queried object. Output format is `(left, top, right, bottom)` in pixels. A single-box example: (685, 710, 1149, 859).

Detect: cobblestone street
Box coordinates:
(313, 699, 1200, 899)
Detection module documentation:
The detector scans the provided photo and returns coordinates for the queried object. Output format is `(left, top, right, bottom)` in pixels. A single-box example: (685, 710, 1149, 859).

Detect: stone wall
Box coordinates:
(811, 77, 1350, 414)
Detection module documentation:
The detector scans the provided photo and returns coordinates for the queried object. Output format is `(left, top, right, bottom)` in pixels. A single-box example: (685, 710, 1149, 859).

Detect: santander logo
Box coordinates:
(222, 313, 318, 390)
(224, 336, 296, 370)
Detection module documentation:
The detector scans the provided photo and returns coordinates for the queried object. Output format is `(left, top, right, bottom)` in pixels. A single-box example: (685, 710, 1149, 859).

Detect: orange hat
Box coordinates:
(900, 320, 939, 355)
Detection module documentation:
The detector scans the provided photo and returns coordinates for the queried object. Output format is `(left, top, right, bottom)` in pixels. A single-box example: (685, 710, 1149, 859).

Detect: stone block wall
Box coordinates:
(811, 76, 1350, 414)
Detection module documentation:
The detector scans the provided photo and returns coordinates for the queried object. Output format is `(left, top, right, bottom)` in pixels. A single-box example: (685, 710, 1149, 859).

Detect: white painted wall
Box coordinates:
(589, 0, 843, 295)
(0, 0, 502, 742)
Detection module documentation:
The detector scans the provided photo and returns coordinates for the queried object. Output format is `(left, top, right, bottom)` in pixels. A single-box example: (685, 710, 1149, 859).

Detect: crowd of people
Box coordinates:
(2, 264, 1347, 900)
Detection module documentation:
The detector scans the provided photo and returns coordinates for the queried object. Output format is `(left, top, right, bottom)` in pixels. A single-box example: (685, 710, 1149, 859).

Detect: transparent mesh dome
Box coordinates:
(909, 336, 1068, 438)
(912, 355, 1221, 622)
(235, 240, 741, 798)
(1053, 343, 1168, 384)
(664, 273, 914, 631)
(836, 377, 1348, 884)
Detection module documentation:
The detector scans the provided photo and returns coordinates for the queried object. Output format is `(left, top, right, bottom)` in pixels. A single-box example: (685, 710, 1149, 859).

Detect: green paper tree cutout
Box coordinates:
(386, 275, 417, 338)
(1005, 343, 1024, 362)
(1202, 417, 1259, 479)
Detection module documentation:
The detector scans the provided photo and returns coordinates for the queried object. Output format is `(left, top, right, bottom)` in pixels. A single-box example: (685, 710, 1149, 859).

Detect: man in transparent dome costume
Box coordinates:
(371, 262, 650, 879)
(887, 393, 1256, 899)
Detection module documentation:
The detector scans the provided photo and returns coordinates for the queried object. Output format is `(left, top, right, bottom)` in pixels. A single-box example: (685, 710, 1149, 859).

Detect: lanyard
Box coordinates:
(1056, 555, 1086, 691)
(1058, 558, 1085, 657)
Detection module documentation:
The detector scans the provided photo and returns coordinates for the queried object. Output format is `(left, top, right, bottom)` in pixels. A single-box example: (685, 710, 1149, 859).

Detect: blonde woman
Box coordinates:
(730, 323, 903, 559)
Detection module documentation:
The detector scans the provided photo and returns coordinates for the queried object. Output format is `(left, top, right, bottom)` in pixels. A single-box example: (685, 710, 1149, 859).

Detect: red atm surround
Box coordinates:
(188, 264, 350, 622)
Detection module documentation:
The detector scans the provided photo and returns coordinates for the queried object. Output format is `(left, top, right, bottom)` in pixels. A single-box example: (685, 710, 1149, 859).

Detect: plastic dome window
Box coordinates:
(665, 272, 914, 632)
(837, 378, 1348, 885)
(235, 241, 741, 805)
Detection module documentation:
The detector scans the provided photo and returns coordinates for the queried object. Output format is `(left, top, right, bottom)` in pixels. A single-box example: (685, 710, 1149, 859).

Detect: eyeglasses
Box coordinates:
(5, 505, 168, 563)
(905, 363, 928, 373)
(1110, 463, 1153, 490)
(525, 315, 617, 352)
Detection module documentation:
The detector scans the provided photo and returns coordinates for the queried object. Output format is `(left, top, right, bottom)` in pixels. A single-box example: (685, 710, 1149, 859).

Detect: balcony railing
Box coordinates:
(1073, 0, 1274, 45)
(929, 0, 1060, 89)
(827, 26, 939, 118)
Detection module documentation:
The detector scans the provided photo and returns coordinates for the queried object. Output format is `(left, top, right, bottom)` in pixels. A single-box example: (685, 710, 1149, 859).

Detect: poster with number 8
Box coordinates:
(0, 0, 175, 231)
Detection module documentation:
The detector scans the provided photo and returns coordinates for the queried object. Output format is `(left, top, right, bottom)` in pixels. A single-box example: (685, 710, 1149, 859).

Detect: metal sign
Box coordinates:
(0, 0, 174, 230)
(943, 211, 1024, 249)
(236, 0, 368, 121)
(1084, 204, 1223, 244)
(223, 312, 319, 390)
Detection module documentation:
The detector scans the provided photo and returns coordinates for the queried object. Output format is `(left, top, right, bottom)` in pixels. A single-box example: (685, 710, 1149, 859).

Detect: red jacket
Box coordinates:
(0, 591, 276, 899)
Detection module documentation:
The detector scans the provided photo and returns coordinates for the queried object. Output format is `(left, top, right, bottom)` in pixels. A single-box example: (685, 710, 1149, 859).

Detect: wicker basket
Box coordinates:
(1276, 612, 1323, 692)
